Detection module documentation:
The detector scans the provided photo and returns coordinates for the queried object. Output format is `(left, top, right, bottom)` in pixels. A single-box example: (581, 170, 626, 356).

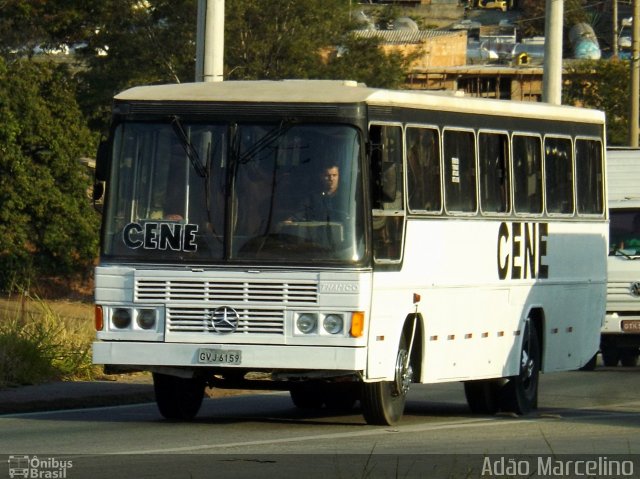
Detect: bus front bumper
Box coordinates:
(93, 341, 367, 372)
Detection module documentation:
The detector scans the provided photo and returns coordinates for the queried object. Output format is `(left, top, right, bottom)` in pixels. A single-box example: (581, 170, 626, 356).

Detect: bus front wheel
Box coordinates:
(361, 335, 412, 426)
(153, 372, 206, 420)
(500, 322, 540, 415)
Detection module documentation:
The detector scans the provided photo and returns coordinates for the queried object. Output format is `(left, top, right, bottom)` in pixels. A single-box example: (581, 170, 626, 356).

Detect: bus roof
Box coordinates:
(114, 80, 605, 124)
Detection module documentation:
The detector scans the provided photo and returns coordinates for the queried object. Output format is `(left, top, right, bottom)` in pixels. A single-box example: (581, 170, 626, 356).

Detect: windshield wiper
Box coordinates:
(238, 120, 293, 164)
(610, 247, 640, 259)
(171, 115, 207, 178)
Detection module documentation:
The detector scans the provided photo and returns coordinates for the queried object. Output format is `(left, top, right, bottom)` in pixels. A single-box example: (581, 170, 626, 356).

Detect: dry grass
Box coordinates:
(0, 293, 99, 388)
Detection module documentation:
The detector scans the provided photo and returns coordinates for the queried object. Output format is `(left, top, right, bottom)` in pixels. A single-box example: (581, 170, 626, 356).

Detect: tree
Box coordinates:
(75, 0, 198, 132)
(72, 0, 414, 132)
(225, 0, 353, 80)
(518, 0, 589, 39)
(563, 59, 631, 146)
(0, 0, 96, 59)
(320, 35, 414, 89)
(0, 58, 100, 292)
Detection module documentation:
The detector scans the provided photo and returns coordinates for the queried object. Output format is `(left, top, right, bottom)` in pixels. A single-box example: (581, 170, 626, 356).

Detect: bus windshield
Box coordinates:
(609, 209, 640, 256)
(102, 121, 365, 264)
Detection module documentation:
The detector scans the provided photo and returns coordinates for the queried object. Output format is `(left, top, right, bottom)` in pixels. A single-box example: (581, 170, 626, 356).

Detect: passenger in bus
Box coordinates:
(406, 129, 440, 211)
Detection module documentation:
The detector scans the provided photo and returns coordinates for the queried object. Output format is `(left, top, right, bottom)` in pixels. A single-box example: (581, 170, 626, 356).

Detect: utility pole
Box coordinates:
(630, 0, 640, 147)
(195, 0, 225, 82)
(613, 0, 619, 58)
(542, 0, 564, 105)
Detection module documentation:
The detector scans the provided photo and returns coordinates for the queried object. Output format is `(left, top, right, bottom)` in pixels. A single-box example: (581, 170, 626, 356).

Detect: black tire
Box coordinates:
(620, 348, 639, 367)
(601, 346, 621, 367)
(464, 379, 503, 414)
(579, 353, 598, 371)
(361, 334, 412, 426)
(289, 383, 325, 409)
(153, 372, 205, 420)
(500, 322, 540, 415)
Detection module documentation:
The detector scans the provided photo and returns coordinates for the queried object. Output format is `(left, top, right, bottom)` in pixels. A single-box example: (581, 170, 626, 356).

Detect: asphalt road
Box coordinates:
(1, 367, 640, 479)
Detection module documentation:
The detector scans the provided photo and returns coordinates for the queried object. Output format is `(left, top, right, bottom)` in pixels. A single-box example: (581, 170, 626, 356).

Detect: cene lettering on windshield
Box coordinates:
(122, 222, 198, 252)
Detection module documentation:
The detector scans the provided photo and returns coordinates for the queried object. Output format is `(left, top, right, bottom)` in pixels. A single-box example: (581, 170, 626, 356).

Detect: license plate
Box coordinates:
(197, 349, 242, 365)
(621, 320, 640, 332)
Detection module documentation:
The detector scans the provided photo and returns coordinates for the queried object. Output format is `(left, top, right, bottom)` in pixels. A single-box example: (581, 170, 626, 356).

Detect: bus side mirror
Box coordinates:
(93, 182, 104, 201)
(95, 141, 110, 182)
(370, 140, 399, 206)
(92, 181, 105, 213)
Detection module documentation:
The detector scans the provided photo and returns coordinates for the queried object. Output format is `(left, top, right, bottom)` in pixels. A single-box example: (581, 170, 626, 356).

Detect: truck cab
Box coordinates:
(602, 147, 640, 367)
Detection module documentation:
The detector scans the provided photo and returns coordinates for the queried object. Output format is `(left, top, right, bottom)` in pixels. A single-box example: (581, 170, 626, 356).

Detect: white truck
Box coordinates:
(602, 147, 640, 366)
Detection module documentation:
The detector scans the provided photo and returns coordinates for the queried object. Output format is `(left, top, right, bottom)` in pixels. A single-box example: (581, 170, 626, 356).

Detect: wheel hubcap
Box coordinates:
(393, 349, 413, 397)
(521, 349, 534, 379)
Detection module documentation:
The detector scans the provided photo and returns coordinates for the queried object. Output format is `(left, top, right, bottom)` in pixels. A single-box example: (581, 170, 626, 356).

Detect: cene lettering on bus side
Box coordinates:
(497, 222, 549, 280)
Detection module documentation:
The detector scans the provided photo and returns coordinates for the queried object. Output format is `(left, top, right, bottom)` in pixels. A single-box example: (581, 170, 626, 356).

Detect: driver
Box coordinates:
(299, 162, 343, 222)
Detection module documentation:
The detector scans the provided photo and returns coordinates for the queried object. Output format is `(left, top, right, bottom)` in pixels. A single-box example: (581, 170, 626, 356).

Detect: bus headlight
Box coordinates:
(323, 314, 344, 334)
(296, 313, 318, 334)
(137, 309, 157, 330)
(112, 308, 132, 329)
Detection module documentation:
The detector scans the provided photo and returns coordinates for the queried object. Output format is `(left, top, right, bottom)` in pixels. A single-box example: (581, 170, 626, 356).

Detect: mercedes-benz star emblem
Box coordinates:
(631, 282, 640, 297)
(208, 306, 240, 333)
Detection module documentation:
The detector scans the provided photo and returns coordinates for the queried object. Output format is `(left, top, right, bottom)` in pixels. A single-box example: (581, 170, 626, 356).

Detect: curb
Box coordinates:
(0, 379, 155, 415)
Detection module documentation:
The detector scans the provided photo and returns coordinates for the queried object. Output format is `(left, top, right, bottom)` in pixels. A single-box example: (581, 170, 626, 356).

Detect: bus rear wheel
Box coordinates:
(361, 335, 412, 425)
(153, 372, 206, 420)
(500, 322, 540, 415)
(464, 379, 503, 414)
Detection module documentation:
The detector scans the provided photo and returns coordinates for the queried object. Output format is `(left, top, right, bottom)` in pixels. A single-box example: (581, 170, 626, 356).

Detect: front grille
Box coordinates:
(135, 279, 318, 304)
(167, 306, 284, 334)
(135, 278, 318, 336)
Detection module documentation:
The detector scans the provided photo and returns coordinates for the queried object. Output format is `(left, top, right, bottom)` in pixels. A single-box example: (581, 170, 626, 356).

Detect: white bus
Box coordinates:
(602, 147, 640, 367)
(92, 80, 607, 425)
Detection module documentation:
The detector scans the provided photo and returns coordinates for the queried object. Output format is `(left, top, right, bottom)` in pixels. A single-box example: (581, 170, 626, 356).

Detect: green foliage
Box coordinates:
(0, 1, 415, 294)
(0, 0, 627, 298)
(518, 0, 590, 39)
(72, 0, 414, 132)
(76, 0, 198, 131)
(0, 295, 97, 387)
(369, 5, 401, 31)
(0, 58, 100, 290)
(563, 59, 631, 146)
(225, 0, 353, 80)
(320, 35, 413, 89)
(0, 0, 94, 58)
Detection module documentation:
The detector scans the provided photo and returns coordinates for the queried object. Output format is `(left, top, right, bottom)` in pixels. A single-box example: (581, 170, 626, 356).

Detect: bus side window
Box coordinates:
(513, 134, 543, 214)
(575, 138, 604, 215)
(370, 124, 405, 261)
(407, 126, 442, 212)
(544, 136, 574, 214)
(443, 129, 476, 213)
(478, 132, 510, 214)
